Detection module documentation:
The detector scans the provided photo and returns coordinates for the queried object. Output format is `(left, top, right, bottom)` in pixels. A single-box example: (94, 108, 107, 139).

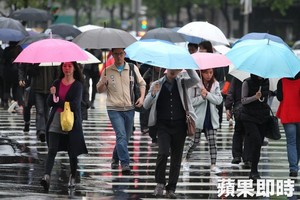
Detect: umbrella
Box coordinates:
(39, 49, 101, 66)
(229, 65, 279, 91)
(141, 27, 186, 43)
(0, 17, 29, 41)
(14, 38, 88, 63)
(172, 27, 203, 44)
(232, 32, 289, 48)
(78, 24, 102, 32)
(191, 52, 231, 70)
(226, 39, 300, 78)
(9, 7, 52, 22)
(214, 45, 231, 54)
(18, 33, 62, 48)
(73, 27, 137, 49)
(177, 21, 229, 45)
(125, 39, 198, 69)
(44, 23, 81, 40)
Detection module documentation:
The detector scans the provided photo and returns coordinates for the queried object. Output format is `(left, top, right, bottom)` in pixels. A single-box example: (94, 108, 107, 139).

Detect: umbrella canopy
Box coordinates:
(44, 23, 81, 40)
(226, 39, 300, 78)
(141, 27, 186, 43)
(14, 38, 88, 63)
(125, 39, 198, 69)
(39, 49, 101, 66)
(73, 27, 137, 49)
(191, 52, 231, 70)
(0, 17, 29, 41)
(232, 32, 288, 47)
(177, 21, 229, 45)
(78, 24, 102, 32)
(9, 7, 52, 22)
(18, 33, 62, 48)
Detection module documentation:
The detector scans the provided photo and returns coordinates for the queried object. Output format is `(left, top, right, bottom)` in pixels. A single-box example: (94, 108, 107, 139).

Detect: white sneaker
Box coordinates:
(8, 101, 18, 113)
(210, 166, 222, 174)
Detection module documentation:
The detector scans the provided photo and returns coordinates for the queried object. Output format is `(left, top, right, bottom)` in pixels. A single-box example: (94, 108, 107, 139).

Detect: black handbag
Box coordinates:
(265, 106, 281, 140)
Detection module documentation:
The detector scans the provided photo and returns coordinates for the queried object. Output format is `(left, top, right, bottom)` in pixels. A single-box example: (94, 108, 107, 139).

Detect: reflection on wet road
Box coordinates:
(0, 93, 299, 199)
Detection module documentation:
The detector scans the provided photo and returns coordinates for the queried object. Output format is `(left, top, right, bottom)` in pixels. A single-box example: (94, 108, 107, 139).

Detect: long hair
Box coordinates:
(59, 61, 84, 84)
(201, 69, 215, 92)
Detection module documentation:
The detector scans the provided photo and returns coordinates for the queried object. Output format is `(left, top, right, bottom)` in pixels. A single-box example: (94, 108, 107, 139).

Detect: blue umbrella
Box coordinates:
(226, 39, 300, 78)
(232, 32, 288, 47)
(125, 39, 198, 69)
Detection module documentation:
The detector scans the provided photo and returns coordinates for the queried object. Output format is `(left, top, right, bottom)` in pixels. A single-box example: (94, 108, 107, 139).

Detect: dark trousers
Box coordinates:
(45, 132, 78, 176)
(84, 73, 99, 102)
(243, 121, 267, 173)
(232, 119, 250, 162)
(139, 107, 150, 131)
(149, 125, 158, 143)
(155, 119, 186, 192)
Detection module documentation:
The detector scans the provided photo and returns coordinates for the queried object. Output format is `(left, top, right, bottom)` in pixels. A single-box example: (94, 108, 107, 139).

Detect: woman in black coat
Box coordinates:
(40, 62, 88, 191)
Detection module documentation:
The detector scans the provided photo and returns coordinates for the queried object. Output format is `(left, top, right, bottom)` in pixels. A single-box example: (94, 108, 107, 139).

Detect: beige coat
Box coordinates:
(97, 62, 146, 111)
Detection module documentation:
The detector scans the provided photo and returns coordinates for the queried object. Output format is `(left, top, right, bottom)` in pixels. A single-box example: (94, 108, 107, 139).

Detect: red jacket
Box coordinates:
(276, 78, 300, 124)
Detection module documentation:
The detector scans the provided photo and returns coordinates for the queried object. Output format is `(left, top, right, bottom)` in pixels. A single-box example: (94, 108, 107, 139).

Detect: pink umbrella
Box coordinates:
(14, 38, 88, 63)
(191, 52, 231, 70)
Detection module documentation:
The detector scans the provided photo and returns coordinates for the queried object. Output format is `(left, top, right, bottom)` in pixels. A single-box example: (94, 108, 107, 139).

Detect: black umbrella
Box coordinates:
(0, 17, 29, 41)
(9, 7, 52, 22)
(18, 33, 62, 48)
(140, 27, 186, 43)
(44, 23, 81, 41)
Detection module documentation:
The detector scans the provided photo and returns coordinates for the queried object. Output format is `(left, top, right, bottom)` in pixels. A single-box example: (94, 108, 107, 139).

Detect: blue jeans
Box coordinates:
(284, 123, 300, 172)
(108, 110, 134, 166)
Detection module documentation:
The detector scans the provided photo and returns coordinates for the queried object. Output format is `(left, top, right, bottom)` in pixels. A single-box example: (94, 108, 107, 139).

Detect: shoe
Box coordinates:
(91, 101, 95, 109)
(40, 174, 50, 191)
(7, 101, 18, 113)
(249, 172, 261, 182)
(121, 164, 131, 174)
(23, 122, 30, 132)
(141, 128, 149, 134)
(210, 165, 222, 174)
(150, 142, 157, 147)
(289, 171, 298, 177)
(166, 190, 177, 199)
(68, 174, 76, 188)
(111, 159, 119, 169)
(229, 119, 233, 127)
(153, 183, 165, 198)
(262, 138, 269, 146)
(231, 157, 241, 164)
(37, 131, 46, 142)
(243, 161, 252, 169)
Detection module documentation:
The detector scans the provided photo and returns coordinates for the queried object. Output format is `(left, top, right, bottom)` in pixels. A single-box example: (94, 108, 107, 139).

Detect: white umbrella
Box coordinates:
(177, 21, 229, 45)
(78, 24, 102, 32)
(39, 49, 101, 66)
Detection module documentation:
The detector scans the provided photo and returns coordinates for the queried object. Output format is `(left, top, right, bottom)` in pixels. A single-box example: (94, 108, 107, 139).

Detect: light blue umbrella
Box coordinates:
(125, 39, 198, 69)
(226, 39, 300, 78)
(232, 32, 289, 48)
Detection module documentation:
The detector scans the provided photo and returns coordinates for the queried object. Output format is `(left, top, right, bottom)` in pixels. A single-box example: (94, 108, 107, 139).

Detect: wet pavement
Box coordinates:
(0, 93, 299, 199)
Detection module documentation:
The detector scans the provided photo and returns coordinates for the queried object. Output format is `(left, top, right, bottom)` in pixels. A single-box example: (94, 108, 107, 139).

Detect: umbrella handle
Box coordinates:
(53, 94, 59, 103)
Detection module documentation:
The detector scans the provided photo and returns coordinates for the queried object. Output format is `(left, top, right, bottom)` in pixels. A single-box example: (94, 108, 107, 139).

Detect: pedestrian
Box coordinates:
(18, 62, 58, 142)
(18, 63, 36, 132)
(240, 74, 270, 181)
(40, 62, 88, 191)
(276, 72, 300, 177)
(225, 77, 251, 168)
(185, 68, 223, 174)
(144, 69, 200, 198)
(96, 48, 146, 174)
(187, 42, 198, 54)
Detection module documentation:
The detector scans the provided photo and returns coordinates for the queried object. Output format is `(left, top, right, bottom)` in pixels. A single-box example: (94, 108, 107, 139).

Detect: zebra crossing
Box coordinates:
(0, 93, 299, 199)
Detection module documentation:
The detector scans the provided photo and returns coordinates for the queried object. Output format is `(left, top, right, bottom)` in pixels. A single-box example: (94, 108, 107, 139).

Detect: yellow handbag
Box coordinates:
(60, 102, 74, 132)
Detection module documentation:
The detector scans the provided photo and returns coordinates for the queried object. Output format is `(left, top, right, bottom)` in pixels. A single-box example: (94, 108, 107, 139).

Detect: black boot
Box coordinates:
(40, 174, 50, 191)
(23, 122, 30, 132)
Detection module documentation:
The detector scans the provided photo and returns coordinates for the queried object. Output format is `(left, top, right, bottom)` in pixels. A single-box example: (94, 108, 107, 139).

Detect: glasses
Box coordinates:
(113, 52, 125, 56)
